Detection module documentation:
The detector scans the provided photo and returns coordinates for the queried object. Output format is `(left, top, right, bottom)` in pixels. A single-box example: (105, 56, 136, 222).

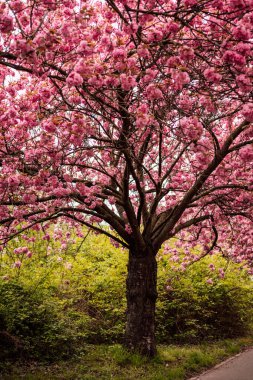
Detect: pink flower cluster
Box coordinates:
(120, 74, 137, 91)
(232, 26, 251, 41)
(13, 261, 22, 268)
(66, 71, 83, 86)
(0, 15, 13, 33)
(222, 50, 246, 66)
(236, 75, 252, 93)
(112, 47, 127, 60)
(164, 21, 180, 34)
(183, 0, 197, 6)
(10, 1, 24, 12)
(179, 46, 195, 61)
(219, 268, 225, 279)
(204, 67, 222, 83)
(180, 117, 203, 140)
(171, 70, 190, 91)
(242, 103, 253, 122)
(146, 84, 163, 100)
(137, 45, 149, 58)
(135, 103, 151, 128)
(239, 146, 253, 162)
(14, 246, 32, 258)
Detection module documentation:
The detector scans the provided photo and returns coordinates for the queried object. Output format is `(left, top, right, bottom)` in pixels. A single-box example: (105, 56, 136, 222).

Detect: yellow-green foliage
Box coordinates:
(0, 228, 253, 360)
(157, 254, 253, 342)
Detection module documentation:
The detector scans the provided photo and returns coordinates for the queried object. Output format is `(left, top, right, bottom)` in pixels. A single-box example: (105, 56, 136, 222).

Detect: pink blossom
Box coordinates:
(13, 39, 34, 56)
(199, 96, 216, 113)
(26, 251, 33, 258)
(236, 75, 252, 93)
(77, 41, 92, 56)
(206, 278, 213, 285)
(234, 42, 251, 56)
(0, 15, 14, 33)
(180, 263, 187, 271)
(171, 255, 180, 263)
(239, 146, 253, 161)
(209, 263, 215, 271)
(204, 67, 222, 83)
(14, 247, 29, 255)
(0, 0, 252, 337)
(47, 247, 52, 256)
(74, 59, 88, 75)
(143, 68, 158, 83)
(146, 84, 163, 100)
(13, 260, 22, 268)
(136, 114, 150, 128)
(137, 46, 149, 58)
(180, 116, 203, 140)
(164, 21, 180, 34)
(179, 46, 195, 61)
(147, 30, 163, 42)
(10, 0, 23, 11)
(184, 0, 197, 6)
(171, 70, 190, 90)
(218, 268, 225, 279)
(43, 234, 50, 241)
(137, 104, 149, 114)
(222, 50, 246, 66)
(41, 0, 57, 10)
(242, 103, 253, 122)
(112, 48, 127, 60)
(66, 71, 83, 86)
(44, 122, 56, 133)
(232, 26, 251, 41)
(120, 74, 137, 91)
(60, 23, 72, 37)
(229, 0, 245, 8)
(110, 239, 120, 248)
(23, 194, 37, 203)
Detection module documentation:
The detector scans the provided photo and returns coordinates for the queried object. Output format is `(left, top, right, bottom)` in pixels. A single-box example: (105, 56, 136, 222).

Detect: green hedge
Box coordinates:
(0, 231, 252, 360)
(157, 256, 253, 342)
(0, 282, 83, 361)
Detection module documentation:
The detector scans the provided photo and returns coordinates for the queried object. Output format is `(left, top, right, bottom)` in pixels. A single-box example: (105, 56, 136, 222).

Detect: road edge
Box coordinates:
(187, 346, 253, 380)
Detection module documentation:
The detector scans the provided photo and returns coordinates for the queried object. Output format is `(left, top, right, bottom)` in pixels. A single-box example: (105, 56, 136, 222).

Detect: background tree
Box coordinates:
(0, 0, 252, 356)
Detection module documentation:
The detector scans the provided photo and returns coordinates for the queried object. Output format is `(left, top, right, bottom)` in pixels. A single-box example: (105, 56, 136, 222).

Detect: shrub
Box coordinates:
(156, 255, 253, 343)
(0, 230, 252, 359)
(0, 281, 83, 360)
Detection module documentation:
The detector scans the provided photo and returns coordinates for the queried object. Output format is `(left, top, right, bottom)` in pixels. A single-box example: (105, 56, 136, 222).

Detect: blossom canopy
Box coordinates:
(0, 0, 252, 266)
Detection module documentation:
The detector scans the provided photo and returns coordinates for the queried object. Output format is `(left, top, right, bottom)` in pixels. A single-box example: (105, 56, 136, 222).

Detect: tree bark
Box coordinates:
(124, 247, 158, 357)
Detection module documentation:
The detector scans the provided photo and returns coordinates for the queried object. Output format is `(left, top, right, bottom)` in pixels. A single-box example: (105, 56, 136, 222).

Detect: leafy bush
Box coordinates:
(0, 281, 84, 360)
(0, 229, 252, 360)
(156, 255, 253, 342)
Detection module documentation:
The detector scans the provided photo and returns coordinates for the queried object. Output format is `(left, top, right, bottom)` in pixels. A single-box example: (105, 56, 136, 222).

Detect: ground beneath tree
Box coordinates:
(1, 340, 253, 380)
(189, 348, 253, 380)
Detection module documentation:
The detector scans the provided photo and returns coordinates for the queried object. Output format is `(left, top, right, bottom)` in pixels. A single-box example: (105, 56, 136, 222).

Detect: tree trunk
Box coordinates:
(124, 247, 158, 357)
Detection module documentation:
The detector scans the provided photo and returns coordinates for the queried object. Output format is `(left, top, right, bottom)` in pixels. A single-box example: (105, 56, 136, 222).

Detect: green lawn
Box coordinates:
(1, 337, 253, 380)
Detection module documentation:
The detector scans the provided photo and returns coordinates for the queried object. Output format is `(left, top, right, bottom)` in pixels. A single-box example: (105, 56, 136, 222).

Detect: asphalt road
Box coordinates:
(189, 348, 253, 380)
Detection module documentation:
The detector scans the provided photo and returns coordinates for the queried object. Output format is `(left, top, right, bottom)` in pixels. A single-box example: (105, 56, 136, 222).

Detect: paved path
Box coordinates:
(189, 348, 253, 380)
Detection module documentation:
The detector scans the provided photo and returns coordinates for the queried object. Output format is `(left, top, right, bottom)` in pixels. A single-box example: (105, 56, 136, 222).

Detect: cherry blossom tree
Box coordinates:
(0, 0, 253, 356)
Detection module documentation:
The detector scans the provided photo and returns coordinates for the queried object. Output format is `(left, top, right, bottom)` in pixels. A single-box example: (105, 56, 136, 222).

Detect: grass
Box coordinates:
(1, 337, 253, 380)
